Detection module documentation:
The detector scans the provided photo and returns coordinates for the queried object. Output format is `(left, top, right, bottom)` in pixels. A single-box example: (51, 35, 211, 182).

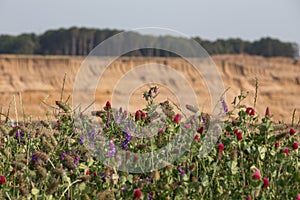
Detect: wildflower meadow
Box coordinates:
(0, 86, 299, 200)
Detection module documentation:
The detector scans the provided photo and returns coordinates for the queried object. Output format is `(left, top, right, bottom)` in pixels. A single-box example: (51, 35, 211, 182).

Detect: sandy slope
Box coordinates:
(0, 54, 299, 122)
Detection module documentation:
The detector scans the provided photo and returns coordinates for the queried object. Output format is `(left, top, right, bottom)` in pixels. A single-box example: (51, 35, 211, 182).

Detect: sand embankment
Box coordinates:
(0, 54, 299, 122)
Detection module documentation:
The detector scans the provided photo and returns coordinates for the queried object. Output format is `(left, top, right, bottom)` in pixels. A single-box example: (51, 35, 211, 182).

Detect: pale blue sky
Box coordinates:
(0, 0, 299, 45)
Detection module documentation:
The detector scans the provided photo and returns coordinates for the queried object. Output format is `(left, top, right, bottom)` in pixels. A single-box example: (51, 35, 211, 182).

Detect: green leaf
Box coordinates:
(231, 160, 238, 175)
(78, 163, 88, 170)
(127, 174, 133, 184)
(31, 188, 39, 196)
(270, 149, 276, 156)
(208, 156, 214, 164)
(182, 174, 189, 182)
(119, 176, 126, 184)
(167, 177, 173, 185)
(258, 146, 267, 160)
(79, 183, 86, 191)
(88, 158, 94, 167)
(201, 175, 209, 187)
(244, 144, 251, 154)
(259, 125, 267, 133)
(62, 175, 71, 184)
(225, 125, 232, 132)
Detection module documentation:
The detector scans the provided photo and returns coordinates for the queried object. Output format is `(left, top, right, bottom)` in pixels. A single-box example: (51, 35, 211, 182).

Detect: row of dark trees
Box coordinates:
(0, 27, 298, 58)
(194, 37, 298, 58)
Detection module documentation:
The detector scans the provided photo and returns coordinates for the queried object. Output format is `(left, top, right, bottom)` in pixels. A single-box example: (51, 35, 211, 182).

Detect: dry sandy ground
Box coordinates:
(0, 54, 299, 122)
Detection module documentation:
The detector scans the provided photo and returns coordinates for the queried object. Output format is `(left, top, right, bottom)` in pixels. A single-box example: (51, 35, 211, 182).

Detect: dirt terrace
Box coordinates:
(0, 54, 299, 122)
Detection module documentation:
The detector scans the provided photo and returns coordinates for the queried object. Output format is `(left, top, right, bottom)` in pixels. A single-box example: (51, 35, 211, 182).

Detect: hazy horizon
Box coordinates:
(0, 0, 299, 45)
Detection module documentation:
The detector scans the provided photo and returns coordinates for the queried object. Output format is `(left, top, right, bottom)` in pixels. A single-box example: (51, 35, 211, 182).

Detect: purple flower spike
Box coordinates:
(121, 131, 131, 150)
(221, 98, 228, 113)
(178, 167, 186, 175)
(80, 134, 85, 145)
(108, 140, 116, 157)
(201, 114, 206, 123)
(15, 130, 25, 142)
(74, 155, 80, 165)
(147, 193, 153, 200)
(61, 152, 66, 161)
(31, 154, 38, 162)
(106, 115, 111, 128)
(153, 86, 158, 94)
(88, 129, 95, 140)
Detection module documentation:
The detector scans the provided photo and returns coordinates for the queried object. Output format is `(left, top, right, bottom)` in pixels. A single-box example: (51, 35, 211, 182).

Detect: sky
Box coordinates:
(0, 0, 299, 46)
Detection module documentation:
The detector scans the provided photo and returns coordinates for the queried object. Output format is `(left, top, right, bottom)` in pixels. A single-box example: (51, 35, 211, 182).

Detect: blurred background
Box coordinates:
(0, 0, 299, 122)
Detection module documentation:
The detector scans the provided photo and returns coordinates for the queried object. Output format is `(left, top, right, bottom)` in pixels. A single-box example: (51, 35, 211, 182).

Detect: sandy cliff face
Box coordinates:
(0, 54, 299, 122)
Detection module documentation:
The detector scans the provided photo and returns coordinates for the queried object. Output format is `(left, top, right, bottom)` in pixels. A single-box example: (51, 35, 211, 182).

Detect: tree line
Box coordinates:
(0, 27, 298, 58)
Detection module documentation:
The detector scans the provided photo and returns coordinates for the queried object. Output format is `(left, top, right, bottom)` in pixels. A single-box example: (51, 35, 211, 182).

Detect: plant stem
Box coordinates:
(59, 179, 81, 200)
(202, 160, 219, 198)
(5, 192, 12, 200)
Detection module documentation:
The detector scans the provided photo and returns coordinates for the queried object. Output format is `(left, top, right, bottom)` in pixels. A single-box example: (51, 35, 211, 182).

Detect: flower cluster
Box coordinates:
(15, 129, 25, 142)
(108, 140, 116, 157)
(121, 131, 131, 150)
(0, 86, 298, 199)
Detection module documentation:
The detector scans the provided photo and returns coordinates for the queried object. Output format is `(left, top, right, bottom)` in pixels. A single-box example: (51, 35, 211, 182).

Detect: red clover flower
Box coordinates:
(283, 148, 289, 157)
(193, 134, 199, 141)
(218, 143, 224, 151)
(292, 142, 298, 150)
(265, 107, 270, 116)
(197, 127, 204, 134)
(263, 177, 269, 188)
(105, 101, 111, 110)
(173, 114, 181, 124)
(246, 196, 252, 200)
(236, 131, 243, 141)
(0, 176, 6, 184)
(252, 169, 261, 180)
(290, 128, 296, 135)
(134, 188, 142, 199)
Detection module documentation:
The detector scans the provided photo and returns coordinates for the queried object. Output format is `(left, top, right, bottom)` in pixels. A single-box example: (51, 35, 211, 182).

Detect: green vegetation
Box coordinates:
(0, 86, 299, 199)
(0, 27, 298, 58)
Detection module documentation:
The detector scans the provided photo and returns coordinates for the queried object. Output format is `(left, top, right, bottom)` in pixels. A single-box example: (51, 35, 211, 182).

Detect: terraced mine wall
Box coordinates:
(0, 54, 299, 121)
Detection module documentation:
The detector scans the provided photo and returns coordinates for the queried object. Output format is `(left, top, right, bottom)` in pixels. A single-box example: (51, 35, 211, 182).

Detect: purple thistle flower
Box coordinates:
(108, 140, 116, 157)
(153, 86, 158, 94)
(201, 114, 206, 123)
(79, 134, 84, 145)
(31, 154, 38, 162)
(121, 131, 131, 150)
(178, 167, 186, 175)
(120, 186, 128, 191)
(221, 98, 228, 113)
(115, 111, 120, 123)
(122, 111, 128, 120)
(74, 155, 80, 165)
(15, 130, 25, 142)
(68, 150, 75, 155)
(88, 129, 95, 140)
(147, 193, 153, 200)
(100, 172, 106, 181)
(148, 90, 152, 98)
(106, 115, 111, 128)
(61, 152, 66, 161)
